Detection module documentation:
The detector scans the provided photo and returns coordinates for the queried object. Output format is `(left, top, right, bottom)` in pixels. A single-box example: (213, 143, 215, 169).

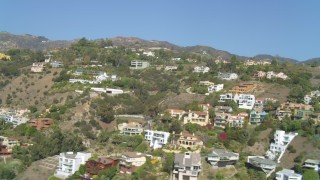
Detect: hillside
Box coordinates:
(0, 32, 72, 52)
(2, 32, 319, 63)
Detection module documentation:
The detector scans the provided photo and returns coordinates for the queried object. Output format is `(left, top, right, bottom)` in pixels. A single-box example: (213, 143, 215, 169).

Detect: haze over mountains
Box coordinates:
(0, 32, 318, 64)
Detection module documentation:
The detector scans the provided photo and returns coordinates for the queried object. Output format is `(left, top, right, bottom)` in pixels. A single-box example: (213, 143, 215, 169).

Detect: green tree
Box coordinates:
(97, 103, 115, 123)
(184, 123, 201, 134)
(169, 120, 182, 134)
(97, 167, 118, 180)
(163, 153, 174, 173)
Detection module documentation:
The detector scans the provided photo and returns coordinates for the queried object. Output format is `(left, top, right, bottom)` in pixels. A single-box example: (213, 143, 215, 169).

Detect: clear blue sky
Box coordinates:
(1, 0, 320, 61)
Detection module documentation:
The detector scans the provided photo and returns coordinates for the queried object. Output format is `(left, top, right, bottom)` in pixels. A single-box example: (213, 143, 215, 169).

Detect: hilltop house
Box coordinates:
(193, 66, 210, 73)
(130, 60, 150, 69)
(238, 94, 256, 109)
(275, 169, 302, 180)
(164, 66, 178, 71)
(118, 122, 143, 136)
(303, 159, 320, 173)
(183, 110, 210, 126)
(266, 130, 298, 163)
(144, 130, 170, 149)
(207, 149, 239, 167)
(172, 133, 204, 150)
(218, 73, 238, 80)
(119, 152, 146, 174)
(208, 84, 224, 93)
(247, 156, 277, 178)
(173, 152, 201, 180)
(55, 152, 92, 179)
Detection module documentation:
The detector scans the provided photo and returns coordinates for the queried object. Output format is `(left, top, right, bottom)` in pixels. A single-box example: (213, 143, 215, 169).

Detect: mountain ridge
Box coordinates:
(0, 32, 318, 64)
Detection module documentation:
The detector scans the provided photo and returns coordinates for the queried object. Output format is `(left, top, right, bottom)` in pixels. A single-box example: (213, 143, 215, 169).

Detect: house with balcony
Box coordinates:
(207, 149, 239, 167)
(173, 152, 201, 180)
(214, 113, 230, 129)
(28, 118, 53, 130)
(193, 66, 210, 73)
(144, 130, 170, 149)
(247, 156, 277, 178)
(85, 157, 119, 176)
(250, 111, 268, 125)
(266, 130, 298, 163)
(183, 110, 210, 126)
(130, 60, 150, 69)
(227, 115, 245, 128)
(118, 122, 143, 136)
(303, 159, 320, 172)
(218, 73, 238, 80)
(208, 84, 224, 93)
(119, 152, 146, 174)
(238, 94, 255, 110)
(0, 136, 19, 154)
(219, 93, 235, 102)
(173, 133, 204, 150)
(55, 152, 92, 179)
(275, 169, 302, 180)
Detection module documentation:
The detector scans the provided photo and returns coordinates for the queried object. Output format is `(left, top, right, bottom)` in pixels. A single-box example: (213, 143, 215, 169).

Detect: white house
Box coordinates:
(219, 93, 234, 102)
(50, 61, 64, 68)
(219, 93, 255, 110)
(304, 90, 320, 104)
(208, 84, 224, 93)
(266, 130, 298, 163)
(218, 73, 238, 80)
(247, 156, 277, 178)
(275, 169, 302, 180)
(173, 152, 201, 180)
(207, 149, 239, 167)
(144, 130, 170, 149)
(130, 60, 150, 69)
(266, 71, 275, 79)
(90, 87, 124, 95)
(303, 159, 320, 172)
(165, 66, 178, 71)
(55, 152, 92, 179)
(237, 94, 255, 110)
(142, 51, 155, 57)
(193, 66, 210, 73)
